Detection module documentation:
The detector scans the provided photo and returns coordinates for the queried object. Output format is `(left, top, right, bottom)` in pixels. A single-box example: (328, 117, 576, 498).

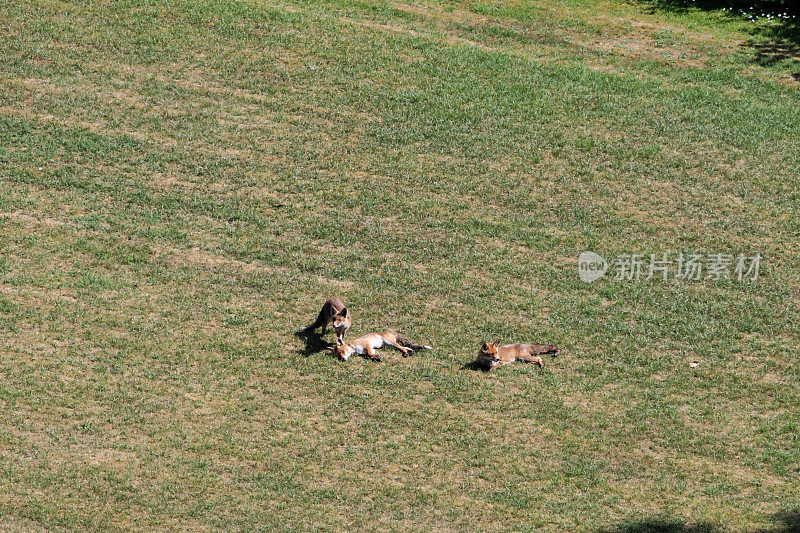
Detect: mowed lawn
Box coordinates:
(1, 0, 799, 530)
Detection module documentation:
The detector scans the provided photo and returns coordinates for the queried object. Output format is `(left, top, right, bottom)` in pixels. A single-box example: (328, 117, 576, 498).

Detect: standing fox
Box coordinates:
(299, 298, 351, 345)
(477, 340, 561, 371)
(333, 332, 432, 361)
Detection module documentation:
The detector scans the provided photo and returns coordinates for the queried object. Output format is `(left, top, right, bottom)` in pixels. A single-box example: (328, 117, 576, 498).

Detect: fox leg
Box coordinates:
(365, 346, 382, 361)
(517, 354, 544, 367)
(336, 324, 349, 345)
(386, 340, 411, 357)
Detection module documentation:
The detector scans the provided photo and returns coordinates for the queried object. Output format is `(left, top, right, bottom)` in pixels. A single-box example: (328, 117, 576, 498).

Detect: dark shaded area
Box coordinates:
(637, 0, 800, 78)
(749, 39, 800, 69)
(597, 518, 720, 533)
(597, 510, 800, 533)
(295, 330, 335, 357)
(641, 0, 800, 16)
(462, 360, 488, 372)
(767, 510, 800, 533)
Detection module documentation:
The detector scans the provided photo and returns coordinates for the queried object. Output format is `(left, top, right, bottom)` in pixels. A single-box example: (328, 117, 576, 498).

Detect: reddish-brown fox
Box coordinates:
(299, 298, 351, 345)
(333, 332, 432, 362)
(477, 340, 561, 371)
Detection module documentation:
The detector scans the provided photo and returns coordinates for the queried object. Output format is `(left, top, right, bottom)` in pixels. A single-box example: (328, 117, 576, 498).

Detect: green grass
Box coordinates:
(0, 0, 799, 530)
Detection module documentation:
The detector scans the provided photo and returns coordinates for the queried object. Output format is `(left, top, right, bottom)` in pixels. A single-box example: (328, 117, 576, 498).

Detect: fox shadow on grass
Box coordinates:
(462, 360, 486, 372)
(295, 330, 335, 357)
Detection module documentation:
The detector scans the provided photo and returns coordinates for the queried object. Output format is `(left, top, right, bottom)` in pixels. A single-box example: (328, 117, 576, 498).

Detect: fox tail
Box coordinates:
(396, 335, 432, 351)
(529, 344, 561, 356)
(298, 308, 326, 334)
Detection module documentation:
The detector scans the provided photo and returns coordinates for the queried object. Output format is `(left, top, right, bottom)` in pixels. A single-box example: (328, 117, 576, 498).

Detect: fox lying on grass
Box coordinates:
(477, 340, 561, 371)
(299, 298, 351, 345)
(332, 332, 432, 361)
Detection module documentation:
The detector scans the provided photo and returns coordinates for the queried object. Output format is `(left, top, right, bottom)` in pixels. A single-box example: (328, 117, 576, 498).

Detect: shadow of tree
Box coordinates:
(637, 0, 800, 18)
(597, 518, 720, 533)
(597, 510, 800, 533)
(767, 510, 800, 532)
(635, 0, 800, 78)
(748, 39, 800, 68)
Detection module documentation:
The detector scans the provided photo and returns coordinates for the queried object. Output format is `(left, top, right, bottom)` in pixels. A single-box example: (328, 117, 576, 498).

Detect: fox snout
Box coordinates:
(334, 346, 353, 361)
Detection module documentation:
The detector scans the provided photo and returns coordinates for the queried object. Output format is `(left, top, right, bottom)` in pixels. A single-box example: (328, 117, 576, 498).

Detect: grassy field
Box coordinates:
(1, 0, 799, 530)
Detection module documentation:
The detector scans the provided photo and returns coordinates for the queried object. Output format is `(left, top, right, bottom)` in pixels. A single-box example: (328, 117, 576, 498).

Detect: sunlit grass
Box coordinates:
(0, 0, 798, 530)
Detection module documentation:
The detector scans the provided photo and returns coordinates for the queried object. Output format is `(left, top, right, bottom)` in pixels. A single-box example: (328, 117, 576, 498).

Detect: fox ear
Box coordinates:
(340, 307, 348, 316)
(336, 338, 344, 346)
(493, 339, 501, 346)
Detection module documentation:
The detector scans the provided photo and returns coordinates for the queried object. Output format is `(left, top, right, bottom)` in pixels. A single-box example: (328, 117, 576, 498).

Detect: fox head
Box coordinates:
(479, 340, 501, 360)
(332, 307, 349, 329)
(331, 343, 354, 361)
